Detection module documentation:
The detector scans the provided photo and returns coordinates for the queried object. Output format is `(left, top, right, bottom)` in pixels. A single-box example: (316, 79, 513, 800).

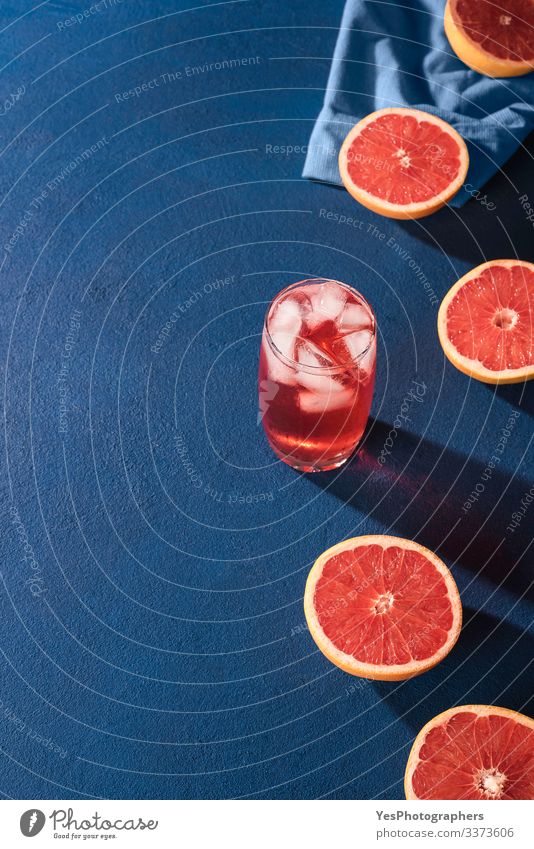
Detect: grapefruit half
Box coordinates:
(445, 0, 534, 77)
(338, 107, 469, 219)
(303, 535, 462, 681)
(438, 259, 534, 384)
(405, 705, 534, 799)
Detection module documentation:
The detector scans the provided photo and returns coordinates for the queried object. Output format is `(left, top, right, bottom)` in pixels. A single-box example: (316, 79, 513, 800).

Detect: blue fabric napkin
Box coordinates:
(303, 0, 534, 206)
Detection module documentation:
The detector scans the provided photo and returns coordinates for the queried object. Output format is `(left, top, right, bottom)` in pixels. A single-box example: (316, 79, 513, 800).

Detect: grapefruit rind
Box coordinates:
(437, 259, 534, 385)
(444, 0, 534, 78)
(404, 704, 534, 800)
(338, 107, 469, 220)
(303, 535, 462, 682)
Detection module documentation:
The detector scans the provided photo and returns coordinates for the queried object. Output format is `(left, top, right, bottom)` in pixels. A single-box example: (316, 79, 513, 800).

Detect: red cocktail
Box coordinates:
(258, 278, 376, 472)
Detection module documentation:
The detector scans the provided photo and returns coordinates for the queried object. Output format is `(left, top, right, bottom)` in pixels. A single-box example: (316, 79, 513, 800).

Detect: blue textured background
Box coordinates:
(0, 0, 532, 800)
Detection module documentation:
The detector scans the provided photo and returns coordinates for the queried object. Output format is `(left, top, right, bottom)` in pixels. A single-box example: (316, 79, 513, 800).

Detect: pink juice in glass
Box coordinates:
(258, 278, 376, 472)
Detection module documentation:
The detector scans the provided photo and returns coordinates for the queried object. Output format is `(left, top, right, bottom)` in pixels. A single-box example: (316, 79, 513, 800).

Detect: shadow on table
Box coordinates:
(485, 381, 534, 418)
(308, 419, 533, 598)
(397, 132, 534, 267)
(373, 606, 534, 734)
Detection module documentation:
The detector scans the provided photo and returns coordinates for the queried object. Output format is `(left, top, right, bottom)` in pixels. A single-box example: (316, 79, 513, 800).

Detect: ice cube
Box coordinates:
(296, 367, 345, 396)
(297, 339, 335, 369)
(296, 340, 344, 395)
(261, 336, 296, 385)
(358, 338, 377, 375)
(311, 281, 347, 321)
(270, 297, 303, 333)
(289, 289, 314, 316)
(299, 387, 355, 413)
(271, 329, 298, 362)
(297, 371, 341, 395)
(301, 309, 324, 334)
(337, 330, 374, 363)
(339, 302, 372, 334)
(296, 338, 351, 395)
(269, 297, 303, 362)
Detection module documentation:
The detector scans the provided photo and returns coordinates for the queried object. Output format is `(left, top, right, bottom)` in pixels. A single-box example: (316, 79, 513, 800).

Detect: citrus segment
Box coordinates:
(405, 705, 534, 799)
(445, 0, 534, 77)
(338, 108, 469, 219)
(304, 535, 462, 681)
(438, 260, 534, 383)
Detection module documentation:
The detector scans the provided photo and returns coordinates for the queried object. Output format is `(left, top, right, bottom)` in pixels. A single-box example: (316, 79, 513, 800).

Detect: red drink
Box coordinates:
(258, 278, 376, 472)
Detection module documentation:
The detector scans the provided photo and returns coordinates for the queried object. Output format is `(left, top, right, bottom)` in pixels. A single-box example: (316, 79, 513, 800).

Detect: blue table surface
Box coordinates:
(0, 0, 532, 800)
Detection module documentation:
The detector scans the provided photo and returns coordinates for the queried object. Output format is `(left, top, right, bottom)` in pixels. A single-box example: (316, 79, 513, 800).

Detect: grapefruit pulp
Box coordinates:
(405, 705, 534, 799)
(445, 0, 534, 77)
(338, 107, 469, 219)
(303, 535, 462, 681)
(438, 259, 534, 384)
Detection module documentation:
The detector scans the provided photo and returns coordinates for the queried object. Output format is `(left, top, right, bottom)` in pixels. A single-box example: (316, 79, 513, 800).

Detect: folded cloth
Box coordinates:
(303, 0, 534, 206)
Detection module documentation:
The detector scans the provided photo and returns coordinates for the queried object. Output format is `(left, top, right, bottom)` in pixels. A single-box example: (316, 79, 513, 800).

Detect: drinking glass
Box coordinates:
(258, 278, 376, 472)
